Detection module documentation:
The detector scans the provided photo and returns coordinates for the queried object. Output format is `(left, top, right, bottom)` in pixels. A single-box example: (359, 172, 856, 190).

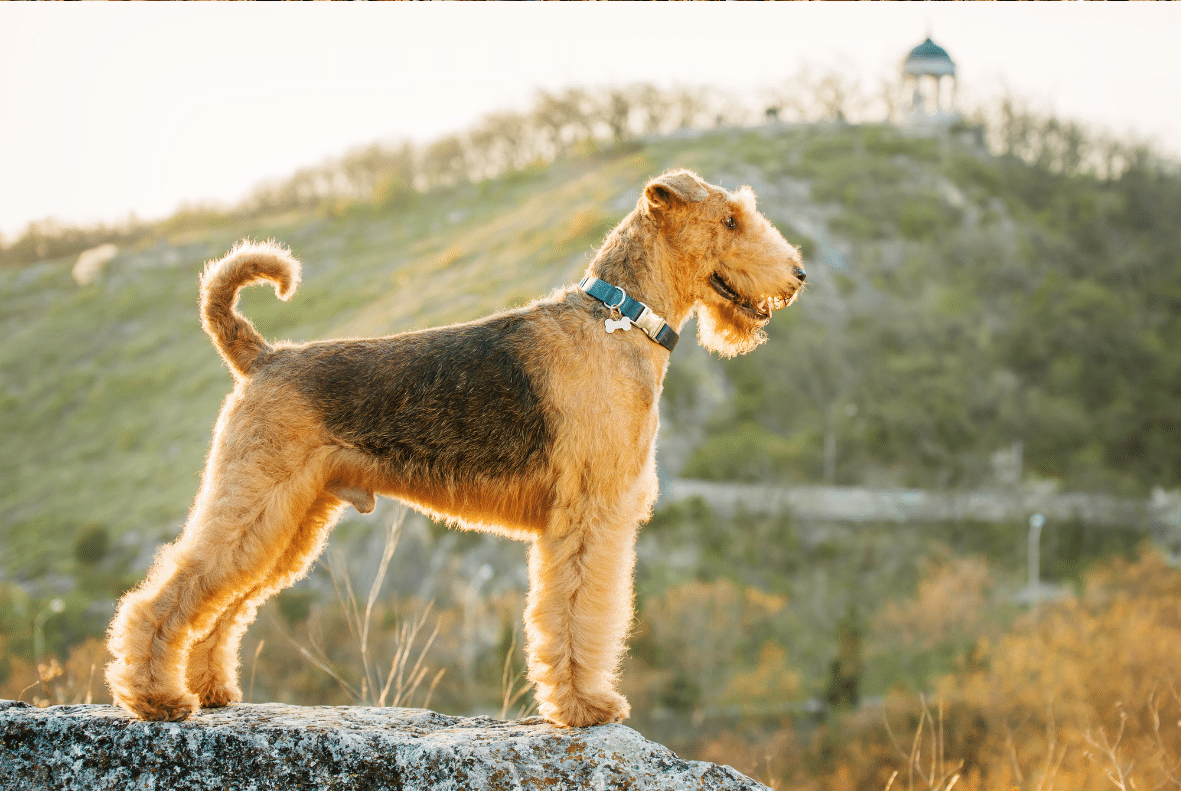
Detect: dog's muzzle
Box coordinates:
(710, 272, 801, 320)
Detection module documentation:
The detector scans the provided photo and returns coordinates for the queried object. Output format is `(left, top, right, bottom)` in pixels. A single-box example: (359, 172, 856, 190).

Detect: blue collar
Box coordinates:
(579, 276, 678, 352)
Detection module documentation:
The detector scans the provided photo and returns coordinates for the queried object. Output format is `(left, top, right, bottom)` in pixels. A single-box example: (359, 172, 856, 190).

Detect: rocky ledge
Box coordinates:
(0, 700, 767, 791)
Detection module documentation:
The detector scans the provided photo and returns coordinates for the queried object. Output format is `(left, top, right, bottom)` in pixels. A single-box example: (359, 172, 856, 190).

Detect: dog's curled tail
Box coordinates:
(199, 239, 301, 378)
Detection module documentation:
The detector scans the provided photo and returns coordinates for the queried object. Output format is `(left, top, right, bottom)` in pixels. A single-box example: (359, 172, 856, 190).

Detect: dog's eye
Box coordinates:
(724, 216, 737, 229)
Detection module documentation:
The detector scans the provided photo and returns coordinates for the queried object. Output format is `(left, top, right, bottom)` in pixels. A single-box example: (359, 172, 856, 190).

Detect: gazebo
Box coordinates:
(901, 37, 958, 123)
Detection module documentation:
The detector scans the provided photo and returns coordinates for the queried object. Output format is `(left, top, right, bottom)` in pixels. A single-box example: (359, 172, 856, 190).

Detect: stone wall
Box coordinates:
(664, 479, 1181, 534)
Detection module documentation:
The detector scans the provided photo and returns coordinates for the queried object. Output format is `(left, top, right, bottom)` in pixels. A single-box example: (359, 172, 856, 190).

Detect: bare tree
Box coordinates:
(600, 87, 634, 144)
(629, 83, 670, 137)
(421, 134, 468, 188)
(668, 85, 714, 131)
(531, 87, 594, 159)
(469, 110, 537, 177)
(815, 70, 866, 123)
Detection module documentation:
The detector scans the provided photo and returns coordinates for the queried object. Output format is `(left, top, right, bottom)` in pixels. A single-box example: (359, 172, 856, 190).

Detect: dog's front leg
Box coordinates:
(523, 519, 637, 727)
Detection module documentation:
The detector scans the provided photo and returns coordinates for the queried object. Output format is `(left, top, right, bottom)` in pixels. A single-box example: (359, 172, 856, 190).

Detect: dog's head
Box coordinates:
(642, 170, 805, 357)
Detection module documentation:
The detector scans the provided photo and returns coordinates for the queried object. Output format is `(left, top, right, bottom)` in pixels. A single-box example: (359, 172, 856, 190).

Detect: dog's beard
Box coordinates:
(696, 299, 769, 358)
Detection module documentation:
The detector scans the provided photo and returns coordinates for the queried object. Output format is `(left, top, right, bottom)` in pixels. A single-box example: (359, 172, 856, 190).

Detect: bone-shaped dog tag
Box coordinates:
(605, 316, 632, 333)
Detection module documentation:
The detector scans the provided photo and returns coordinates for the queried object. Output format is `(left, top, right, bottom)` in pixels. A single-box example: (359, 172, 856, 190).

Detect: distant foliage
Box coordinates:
(687, 119, 1181, 494)
(0, 83, 720, 266)
(977, 94, 1165, 181)
(912, 548, 1181, 791)
(4, 77, 1173, 268)
(688, 549, 1181, 791)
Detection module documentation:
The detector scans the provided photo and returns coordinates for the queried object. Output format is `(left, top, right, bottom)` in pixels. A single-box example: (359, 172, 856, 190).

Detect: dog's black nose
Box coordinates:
(793, 266, 806, 282)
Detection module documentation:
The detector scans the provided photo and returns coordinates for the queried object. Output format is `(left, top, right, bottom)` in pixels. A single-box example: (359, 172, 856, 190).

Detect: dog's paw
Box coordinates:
(117, 691, 200, 722)
(186, 661, 243, 709)
(193, 680, 242, 709)
(540, 689, 630, 728)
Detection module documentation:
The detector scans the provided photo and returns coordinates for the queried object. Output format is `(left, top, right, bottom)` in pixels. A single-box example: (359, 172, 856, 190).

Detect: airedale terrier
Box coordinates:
(105, 169, 805, 727)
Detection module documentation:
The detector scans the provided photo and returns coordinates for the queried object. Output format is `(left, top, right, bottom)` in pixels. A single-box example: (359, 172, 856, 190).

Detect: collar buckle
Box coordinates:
(633, 305, 664, 339)
(579, 276, 678, 353)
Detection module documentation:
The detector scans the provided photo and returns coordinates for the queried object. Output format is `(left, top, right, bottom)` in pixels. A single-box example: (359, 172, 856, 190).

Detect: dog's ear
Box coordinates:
(644, 170, 709, 216)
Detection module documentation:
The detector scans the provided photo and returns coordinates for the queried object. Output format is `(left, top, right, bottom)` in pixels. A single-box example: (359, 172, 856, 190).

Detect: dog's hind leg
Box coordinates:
(105, 446, 333, 721)
(185, 491, 343, 708)
(524, 511, 638, 728)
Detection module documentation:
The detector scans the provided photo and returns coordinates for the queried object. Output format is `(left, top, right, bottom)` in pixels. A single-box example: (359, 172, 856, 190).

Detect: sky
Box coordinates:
(1, 4, 1179, 240)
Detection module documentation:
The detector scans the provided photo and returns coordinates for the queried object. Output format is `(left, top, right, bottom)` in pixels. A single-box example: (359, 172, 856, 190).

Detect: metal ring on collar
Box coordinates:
(603, 285, 626, 311)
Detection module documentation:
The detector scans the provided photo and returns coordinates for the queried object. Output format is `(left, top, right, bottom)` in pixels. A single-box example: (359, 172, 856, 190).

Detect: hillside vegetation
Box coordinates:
(4, 119, 1179, 580)
(3, 103, 1181, 790)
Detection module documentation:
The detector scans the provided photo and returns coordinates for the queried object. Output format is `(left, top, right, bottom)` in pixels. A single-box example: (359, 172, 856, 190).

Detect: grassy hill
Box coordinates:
(3, 121, 1180, 586)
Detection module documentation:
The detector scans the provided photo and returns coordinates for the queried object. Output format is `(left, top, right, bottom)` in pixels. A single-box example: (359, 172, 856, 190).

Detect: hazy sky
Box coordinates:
(2, 4, 1178, 239)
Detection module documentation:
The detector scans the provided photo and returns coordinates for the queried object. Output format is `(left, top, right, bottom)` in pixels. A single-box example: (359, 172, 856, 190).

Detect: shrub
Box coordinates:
(72, 524, 108, 566)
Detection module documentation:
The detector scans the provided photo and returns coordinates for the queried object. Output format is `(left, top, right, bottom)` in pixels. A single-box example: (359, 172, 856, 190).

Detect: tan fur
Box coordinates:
(105, 170, 804, 727)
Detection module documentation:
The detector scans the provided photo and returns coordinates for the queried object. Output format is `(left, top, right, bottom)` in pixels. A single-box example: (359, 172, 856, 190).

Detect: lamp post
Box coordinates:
(1028, 513, 1045, 605)
(824, 403, 858, 485)
(33, 598, 65, 661)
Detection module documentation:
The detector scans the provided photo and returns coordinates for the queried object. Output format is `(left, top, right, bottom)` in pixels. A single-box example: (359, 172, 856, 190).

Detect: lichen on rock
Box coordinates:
(0, 700, 769, 790)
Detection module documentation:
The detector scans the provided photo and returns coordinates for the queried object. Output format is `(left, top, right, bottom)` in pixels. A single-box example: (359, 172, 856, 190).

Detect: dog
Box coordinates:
(105, 168, 805, 727)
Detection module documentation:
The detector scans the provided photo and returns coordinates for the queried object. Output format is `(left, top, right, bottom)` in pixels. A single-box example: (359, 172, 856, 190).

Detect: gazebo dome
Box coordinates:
(899, 36, 959, 124)
(903, 38, 956, 78)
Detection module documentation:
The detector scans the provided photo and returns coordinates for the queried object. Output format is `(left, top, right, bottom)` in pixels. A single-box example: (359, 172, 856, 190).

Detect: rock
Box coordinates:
(0, 700, 768, 791)
(71, 243, 118, 286)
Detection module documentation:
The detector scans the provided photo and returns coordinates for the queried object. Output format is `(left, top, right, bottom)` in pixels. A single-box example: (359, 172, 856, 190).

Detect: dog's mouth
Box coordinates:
(709, 273, 798, 321)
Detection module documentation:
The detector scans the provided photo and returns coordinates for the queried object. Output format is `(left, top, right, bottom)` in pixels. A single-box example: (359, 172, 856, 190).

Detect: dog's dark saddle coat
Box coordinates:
(267, 312, 551, 487)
